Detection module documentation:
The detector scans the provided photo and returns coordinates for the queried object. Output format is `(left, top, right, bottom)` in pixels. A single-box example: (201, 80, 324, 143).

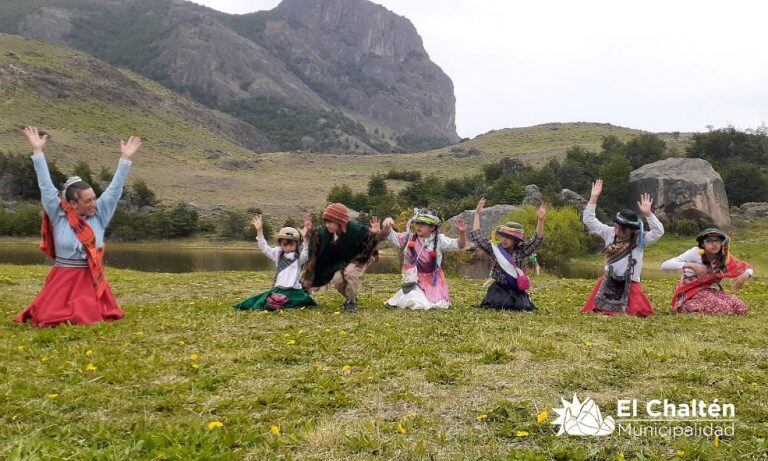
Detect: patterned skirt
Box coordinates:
(234, 287, 317, 311)
(581, 275, 653, 317)
(676, 288, 748, 315)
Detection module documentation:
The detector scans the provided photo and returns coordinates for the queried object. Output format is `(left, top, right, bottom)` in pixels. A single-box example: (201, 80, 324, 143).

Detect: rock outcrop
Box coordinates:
(444, 205, 518, 237)
(7, 0, 459, 153)
(629, 158, 731, 227)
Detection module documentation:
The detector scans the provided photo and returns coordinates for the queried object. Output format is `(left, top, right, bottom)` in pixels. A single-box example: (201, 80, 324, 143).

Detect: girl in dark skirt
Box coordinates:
(469, 198, 547, 311)
(234, 215, 316, 311)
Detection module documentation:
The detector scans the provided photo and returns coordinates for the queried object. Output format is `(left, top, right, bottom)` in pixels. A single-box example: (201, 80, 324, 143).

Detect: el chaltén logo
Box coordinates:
(552, 394, 616, 436)
(552, 394, 736, 438)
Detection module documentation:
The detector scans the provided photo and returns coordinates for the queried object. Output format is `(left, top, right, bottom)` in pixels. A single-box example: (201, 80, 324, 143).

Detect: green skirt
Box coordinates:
(234, 287, 317, 311)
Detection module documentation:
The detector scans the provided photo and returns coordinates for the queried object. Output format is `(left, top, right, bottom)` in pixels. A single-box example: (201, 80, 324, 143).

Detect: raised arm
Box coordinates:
(637, 193, 664, 246)
(23, 127, 60, 217)
(96, 136, 140, 226)
(252, 215, 279, 262)
(583, 179, 613, 242)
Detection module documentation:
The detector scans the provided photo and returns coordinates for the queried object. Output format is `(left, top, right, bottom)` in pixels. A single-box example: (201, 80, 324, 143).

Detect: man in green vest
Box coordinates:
(301, 203, 387, 312)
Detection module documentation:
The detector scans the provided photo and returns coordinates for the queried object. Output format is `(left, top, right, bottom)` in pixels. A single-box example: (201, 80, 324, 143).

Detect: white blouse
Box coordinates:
(583, 203, 665, 282)
(661, 246, 754, 278)
(257, 236, 309, 289)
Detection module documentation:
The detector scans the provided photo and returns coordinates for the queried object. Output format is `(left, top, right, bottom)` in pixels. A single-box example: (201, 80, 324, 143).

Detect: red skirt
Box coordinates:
(580, 275, 654, 317)
(14, 267, 124, 327)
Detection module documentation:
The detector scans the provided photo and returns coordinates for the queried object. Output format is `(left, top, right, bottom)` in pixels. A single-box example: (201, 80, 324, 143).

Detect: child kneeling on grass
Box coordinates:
(382, 208, 468, 310)
(234, 215, 316, 311)
(470, 198, 547, 311)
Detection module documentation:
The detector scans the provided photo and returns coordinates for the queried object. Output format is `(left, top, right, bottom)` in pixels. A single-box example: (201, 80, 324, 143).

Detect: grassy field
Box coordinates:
(1, 263, 767, 460)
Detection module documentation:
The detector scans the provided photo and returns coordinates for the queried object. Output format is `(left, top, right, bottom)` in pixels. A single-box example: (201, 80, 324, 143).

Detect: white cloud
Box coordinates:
(190, 0, 768, 137)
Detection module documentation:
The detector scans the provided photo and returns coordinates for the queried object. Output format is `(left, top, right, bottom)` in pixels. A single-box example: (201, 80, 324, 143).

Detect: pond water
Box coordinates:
(0, 241, 669, 279)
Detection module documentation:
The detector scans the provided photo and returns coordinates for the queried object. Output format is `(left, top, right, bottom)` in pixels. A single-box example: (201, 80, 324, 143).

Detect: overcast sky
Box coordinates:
(192, 0, 767, 138)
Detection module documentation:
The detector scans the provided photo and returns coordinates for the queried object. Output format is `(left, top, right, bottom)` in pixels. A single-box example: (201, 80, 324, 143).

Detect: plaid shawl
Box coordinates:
(40, 200, 108, 299)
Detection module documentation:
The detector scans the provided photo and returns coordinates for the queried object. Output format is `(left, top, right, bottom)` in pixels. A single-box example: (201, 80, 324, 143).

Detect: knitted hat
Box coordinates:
(276, 227, 301, 243)
(322, 203, 350, 229)
(496, 221, 525, 240)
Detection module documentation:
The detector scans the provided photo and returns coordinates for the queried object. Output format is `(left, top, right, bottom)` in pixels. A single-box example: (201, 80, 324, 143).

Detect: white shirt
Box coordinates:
(257, 236, 308, 289)
(661, 246, 754, 278)
(583, 203, 665, 282)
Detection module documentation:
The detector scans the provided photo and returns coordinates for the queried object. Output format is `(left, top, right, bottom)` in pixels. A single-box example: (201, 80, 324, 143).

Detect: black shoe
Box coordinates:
(344, 299, 358, 313)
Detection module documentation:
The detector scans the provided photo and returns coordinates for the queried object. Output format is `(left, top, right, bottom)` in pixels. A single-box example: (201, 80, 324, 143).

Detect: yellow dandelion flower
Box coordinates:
(584, 341, 593, 347)
(190, 353, 199, 360)
(135, 331, 144, 336)
(395, 422, 406, 434)
(537, 410, 548, 423)
(192, 363, 200, 369)
(178, 340, 186, 346)
(286, 339, 297, 345)
(714, 435, 720, 447)
(476, 414, 488, 422)
(516, 430, 529, 437)
(324, 328, 331, 332)
(298, 329, 304, 334)
(16, 345, 25, 351)
(47, 393, 59, 399)
(334, 311, 341, 315)
(314, 364, 323, 371)
(40, 357, 48, 363)
(736, 375, 744, 382)
(207, 421, 224, 430)
(342, 364, 351, 374)
(675, 450, 685, 457)
(85, 363, 97, 372)
(339, 330, 347, 336)
(270, 425, 280, 436)
(86, 349, 93, 356)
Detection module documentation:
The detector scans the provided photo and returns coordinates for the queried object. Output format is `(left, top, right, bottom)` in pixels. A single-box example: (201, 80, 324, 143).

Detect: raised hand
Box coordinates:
(637, 193, 653, 217)
(120, 136, 142, 160)
(251, 214, 263, 233)
(369, 215, 381, 234)
(22, 126, 48, 154)
(536, 203, 549, 220)
(475, 198, 486, 214)
(590, 179, 603, 199)
(299, 215, 312, 240)
(454, 217, 467, 233)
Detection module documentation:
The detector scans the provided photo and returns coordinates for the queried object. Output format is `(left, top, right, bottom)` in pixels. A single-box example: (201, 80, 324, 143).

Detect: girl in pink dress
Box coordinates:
(383, 209, 467, 310)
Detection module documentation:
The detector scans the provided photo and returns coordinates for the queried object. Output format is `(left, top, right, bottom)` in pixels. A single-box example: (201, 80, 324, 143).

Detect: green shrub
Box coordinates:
(505, 206, 587, 266)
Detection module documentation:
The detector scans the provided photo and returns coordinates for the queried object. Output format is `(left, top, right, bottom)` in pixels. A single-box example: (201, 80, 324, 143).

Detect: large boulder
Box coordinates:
(629, 158, 730, 227)
(731, 202, 768, 220)
(558, 188, 588, 209)
(443, 204, 517, 237)
(521, 184, 543, 206)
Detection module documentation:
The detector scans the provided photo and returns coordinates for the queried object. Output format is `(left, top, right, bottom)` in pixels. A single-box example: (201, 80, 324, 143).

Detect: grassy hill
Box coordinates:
(0, 34, 694, 220)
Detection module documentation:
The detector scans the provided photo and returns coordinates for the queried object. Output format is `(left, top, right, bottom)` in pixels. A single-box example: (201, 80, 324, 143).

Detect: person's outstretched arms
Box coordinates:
(23, 126, 59, 217)
(97, 136, 141, 225)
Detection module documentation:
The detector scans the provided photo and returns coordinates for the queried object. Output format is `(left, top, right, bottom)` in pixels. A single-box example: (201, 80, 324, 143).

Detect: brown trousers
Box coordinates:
(311, 259, 372, 301)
